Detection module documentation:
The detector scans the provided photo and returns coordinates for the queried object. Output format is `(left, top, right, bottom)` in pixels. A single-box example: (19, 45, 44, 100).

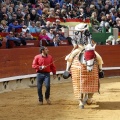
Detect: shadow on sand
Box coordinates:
(93, 101, 120, 110)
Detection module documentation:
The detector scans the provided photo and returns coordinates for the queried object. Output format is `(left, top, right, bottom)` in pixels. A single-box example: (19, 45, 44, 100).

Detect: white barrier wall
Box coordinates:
(0, 72, 71, 93)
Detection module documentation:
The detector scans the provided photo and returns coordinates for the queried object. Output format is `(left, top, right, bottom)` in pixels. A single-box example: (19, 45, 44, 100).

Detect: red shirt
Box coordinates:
(32, 54, 56, 74)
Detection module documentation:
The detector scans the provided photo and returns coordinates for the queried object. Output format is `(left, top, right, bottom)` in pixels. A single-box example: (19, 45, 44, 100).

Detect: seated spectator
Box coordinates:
(59, 9, 68, 22)
(48, 8, 56, 18)
(55, 34, 60, 41)
(25, 30, 36, 40)
(106, 38, 112, 45)
(8, 20, 23, 32)
(55, 19, 68, 30)
(104, 22, 111, 32)
(39, 29, 51, 46)
(50, 36, 60, 47)
(42, 21, 51, 32)
(116, 38, 120, 45)
(114, 18, 120, 32)
(57, 28, 66, 40)
(105, 35, 116, 45)
(51, 22, 57, 34)
(0, 20, 8, 32)
(90, 12, 100, 32)
(24, 13, 31, 26)
(108, 35, 116, 45)
(35, 21, 42, 33)
(22, 25, 29, 33)
(40, 14, 47, 26)
(28, 21, 37, 33)
(79, 8, 86, 20)
(5, 32, 21, 48)
(46, 28, 55, 40)
(30, 9, 37, 21)
(99, 16, 107, 28)
(16, 32, 26, 46)
(36, 4, 42, 16)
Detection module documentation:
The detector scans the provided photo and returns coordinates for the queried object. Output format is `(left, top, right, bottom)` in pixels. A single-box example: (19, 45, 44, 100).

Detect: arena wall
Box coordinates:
(0, 45, 120, 79)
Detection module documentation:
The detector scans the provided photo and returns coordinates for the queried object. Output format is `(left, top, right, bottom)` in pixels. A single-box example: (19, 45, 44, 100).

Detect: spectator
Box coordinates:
(46, 28, 55, 40)
(26, 30, 36, 40)
(106, 35, 116, 45)
(50, 36, 60, 47)
(0, 20, 8, 32)
(0, 6, 7, 21)
(22, 25, 29, 33)
(36, 4, 42, 16)
(106, 38, 112, 45)
(40, 14, 47, 26)
(42, 7, 49, 18)
(8, 13, 17, 24)
(37, 0, 44, 10)
(116, 38, 120, 45)
(35, 21, 42, 33)
(48, 8, 56, 18)
(114, 18, 120, 32)
(59, 9, 68, 22)
(55, 19, 67, 30)
(7, 7, 14, 20)
(90, 11, 100, 32)
(5, 31, 21, 48)
(39, 29, 51, 46)
(79, 8, 86, 20)
(17, 32, 26, 46)
(30, 9, 37, 21)
(57, 28, 66, 40)
(8, 20, 23, 32)
(24, 13, 31, 26)
(28, 21, 37, 33)
(16, 8, 23, 20)
(42, 21, 51, 32)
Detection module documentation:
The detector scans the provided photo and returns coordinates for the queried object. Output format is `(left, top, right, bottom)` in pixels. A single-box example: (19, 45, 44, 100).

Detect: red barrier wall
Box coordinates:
(0, 45, 120, 78)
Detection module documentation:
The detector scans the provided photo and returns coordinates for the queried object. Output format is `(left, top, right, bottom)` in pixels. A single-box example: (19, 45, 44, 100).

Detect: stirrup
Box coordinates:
(99, 70, 104, 78)
(63, 71, 71, 79)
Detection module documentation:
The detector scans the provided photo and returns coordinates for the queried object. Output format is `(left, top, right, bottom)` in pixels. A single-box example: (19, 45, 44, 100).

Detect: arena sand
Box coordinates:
(0, 77, 120, 120)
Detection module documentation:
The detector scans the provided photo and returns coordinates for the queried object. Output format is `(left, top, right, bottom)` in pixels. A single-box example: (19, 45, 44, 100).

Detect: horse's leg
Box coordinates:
(83, 93, 88, 105)
(79, 93, 84, 109)
(86, 93, 94, 105)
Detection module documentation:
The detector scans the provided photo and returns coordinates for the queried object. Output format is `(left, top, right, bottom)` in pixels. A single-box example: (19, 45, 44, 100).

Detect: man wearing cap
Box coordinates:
(32, 46, 56, 105)
(63, 23, 104, 79)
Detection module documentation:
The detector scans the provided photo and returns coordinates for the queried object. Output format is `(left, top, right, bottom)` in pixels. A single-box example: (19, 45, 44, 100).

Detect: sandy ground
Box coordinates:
(0, 77, 120, 120)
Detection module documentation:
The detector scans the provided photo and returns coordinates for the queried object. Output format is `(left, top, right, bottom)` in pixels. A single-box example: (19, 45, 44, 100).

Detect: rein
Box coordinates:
(45, 54, 67, 68)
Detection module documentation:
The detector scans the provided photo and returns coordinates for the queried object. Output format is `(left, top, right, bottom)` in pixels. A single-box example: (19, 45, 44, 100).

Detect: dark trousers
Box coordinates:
(37, 73, 50, 102)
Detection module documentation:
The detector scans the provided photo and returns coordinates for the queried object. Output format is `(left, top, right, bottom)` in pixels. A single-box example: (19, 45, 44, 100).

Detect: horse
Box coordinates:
(70, 43, 99, 109)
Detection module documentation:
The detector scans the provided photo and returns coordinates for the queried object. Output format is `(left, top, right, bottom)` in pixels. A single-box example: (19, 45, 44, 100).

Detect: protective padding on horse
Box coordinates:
(70, 54, 99, 100)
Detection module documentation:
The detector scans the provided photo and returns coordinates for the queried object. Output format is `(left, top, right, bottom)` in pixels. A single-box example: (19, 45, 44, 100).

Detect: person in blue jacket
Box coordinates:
(8, 20, 23, 32)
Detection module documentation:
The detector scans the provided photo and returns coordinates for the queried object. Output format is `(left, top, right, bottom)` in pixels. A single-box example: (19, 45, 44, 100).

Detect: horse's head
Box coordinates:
(84, 44, 96, 72)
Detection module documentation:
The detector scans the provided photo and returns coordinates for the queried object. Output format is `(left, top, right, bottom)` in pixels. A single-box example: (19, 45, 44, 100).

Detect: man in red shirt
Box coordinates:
(32, 46, 56, 105)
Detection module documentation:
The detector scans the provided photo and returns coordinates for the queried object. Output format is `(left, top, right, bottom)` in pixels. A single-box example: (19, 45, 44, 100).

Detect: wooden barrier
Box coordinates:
(0, 45, 120, 79)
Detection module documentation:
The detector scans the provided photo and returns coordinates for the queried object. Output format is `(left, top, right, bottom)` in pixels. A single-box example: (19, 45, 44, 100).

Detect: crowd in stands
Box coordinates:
(0, 0, 120, 48)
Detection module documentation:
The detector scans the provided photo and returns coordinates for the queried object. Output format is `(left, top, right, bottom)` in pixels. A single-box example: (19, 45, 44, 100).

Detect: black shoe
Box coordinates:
(99, 70, 104, 78)
(63, 71, 71, 79)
